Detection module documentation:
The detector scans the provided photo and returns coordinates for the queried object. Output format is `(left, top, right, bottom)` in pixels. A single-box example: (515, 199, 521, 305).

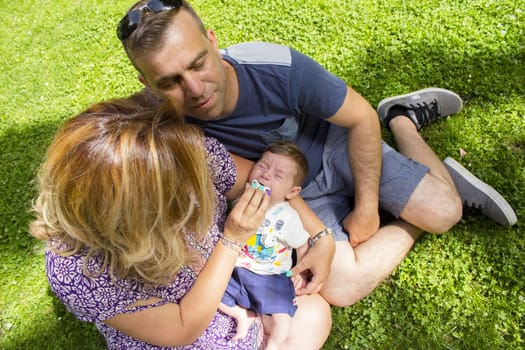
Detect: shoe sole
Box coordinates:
(444, 157, 517, 226)
(377, 87, 463, 120)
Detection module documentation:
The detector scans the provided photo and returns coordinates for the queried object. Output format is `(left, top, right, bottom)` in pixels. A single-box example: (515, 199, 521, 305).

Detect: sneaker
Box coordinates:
(444, 157, 517, 226)
(377, 88, 463, 130)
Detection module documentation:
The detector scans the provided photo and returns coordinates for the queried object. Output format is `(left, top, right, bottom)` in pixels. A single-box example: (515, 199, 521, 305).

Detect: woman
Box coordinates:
(30, 94, 331, 349)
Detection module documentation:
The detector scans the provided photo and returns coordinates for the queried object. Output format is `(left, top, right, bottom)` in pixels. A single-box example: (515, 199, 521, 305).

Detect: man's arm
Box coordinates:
(288, 195, 335, 295)
(326, 87, 382, 247)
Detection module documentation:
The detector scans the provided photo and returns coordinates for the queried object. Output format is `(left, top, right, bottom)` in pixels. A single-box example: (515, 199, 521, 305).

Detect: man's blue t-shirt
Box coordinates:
(187, 42, 348, 185)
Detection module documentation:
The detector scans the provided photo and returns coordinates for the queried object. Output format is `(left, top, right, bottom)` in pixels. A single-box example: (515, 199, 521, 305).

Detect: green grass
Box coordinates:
(1, 0, 523, 349)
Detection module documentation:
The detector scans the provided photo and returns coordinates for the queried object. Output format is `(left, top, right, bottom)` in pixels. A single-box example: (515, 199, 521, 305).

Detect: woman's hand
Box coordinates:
(224, 183, 270, 243)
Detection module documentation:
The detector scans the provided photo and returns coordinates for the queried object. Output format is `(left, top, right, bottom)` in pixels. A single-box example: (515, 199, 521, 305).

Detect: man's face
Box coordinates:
(134, 11, 230, 120)
(249, 152, 301, 206)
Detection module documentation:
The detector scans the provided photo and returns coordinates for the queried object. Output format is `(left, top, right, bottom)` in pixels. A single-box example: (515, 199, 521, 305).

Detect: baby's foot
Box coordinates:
(232, 310, 257, 341)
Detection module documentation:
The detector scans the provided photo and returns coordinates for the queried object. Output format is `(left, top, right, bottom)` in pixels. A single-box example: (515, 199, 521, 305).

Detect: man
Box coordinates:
(117, 0, 517, 306)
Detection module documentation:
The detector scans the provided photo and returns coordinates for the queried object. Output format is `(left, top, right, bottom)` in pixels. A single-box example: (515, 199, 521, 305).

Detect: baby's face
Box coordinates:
(249, 152, 299, 205)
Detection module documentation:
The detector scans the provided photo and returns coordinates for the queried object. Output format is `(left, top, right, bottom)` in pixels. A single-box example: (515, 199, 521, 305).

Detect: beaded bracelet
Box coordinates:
(308, 228, 333, 248)
(221, 236, 244, 254)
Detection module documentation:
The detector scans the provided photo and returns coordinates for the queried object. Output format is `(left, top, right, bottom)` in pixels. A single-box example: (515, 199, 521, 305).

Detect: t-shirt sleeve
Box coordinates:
(288, 48, 348, 120)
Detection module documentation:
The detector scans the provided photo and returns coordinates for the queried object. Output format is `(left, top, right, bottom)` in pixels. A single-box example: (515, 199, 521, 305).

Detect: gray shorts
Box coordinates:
(301, 125, 429, 241)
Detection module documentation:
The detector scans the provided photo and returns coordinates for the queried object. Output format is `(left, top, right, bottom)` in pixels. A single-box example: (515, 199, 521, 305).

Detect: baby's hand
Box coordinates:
(291, 271, 307, 291)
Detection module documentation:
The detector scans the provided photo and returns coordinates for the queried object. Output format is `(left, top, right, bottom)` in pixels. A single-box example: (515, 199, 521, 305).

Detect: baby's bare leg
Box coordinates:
(262, 313, 293, 350)
(218, 303, 257, 340)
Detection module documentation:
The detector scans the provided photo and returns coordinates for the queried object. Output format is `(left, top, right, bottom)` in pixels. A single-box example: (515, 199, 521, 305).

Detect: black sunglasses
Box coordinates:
(117, 0, 183, 41)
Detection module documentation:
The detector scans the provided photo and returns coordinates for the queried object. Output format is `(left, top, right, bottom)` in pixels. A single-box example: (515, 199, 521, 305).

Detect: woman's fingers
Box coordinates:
(243, 184, 268, 215)
(224, 183, 270, 241)
(239, 183, 270, 215)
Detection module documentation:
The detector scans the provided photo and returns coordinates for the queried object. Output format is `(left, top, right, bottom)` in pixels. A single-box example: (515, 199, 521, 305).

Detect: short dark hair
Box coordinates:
(265, 141, 308, 186)
(119, 1, 206, 66)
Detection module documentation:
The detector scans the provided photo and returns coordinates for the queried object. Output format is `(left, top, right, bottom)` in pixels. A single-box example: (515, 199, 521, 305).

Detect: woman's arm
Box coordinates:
(104, 185, 270, 347)
(104, 242, 239, 346)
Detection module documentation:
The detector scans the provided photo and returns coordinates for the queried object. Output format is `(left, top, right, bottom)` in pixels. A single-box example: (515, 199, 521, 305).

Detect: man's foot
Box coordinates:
(444, 157, 517, 226)
(377, 88, 463, 130)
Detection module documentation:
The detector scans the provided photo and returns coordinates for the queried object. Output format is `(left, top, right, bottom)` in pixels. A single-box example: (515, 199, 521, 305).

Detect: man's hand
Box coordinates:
(291, 235, 335, 295)
(343, 209, 380, 247)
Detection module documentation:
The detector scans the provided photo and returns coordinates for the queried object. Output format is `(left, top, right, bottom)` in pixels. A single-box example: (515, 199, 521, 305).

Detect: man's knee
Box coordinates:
(321, 286, 364, 307)
(321, 275, 381, 307)
(429, 192, 462, 233)
(402, 178, 463, 233)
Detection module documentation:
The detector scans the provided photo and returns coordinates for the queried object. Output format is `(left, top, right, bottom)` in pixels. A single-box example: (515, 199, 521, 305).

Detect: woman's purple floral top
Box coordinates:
(45, 137, 262, 349)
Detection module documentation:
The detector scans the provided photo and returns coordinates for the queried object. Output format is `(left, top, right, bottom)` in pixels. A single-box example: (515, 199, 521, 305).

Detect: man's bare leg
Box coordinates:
(322, 220, 421, 306)
(322, 88, 516, 306)
(322, 89, 465, 306)
(389, 116, 463, 232)
(323, 170, 461, 306)
(378, 88, 516, 226)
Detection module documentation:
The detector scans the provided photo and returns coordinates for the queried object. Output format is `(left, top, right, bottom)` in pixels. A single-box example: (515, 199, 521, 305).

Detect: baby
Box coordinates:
(219, 140, 310, 349)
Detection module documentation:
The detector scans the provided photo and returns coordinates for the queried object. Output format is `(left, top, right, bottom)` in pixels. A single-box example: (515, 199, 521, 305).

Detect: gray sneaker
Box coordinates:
(377, 88, 463, 130)
(444, 157, 517, 226)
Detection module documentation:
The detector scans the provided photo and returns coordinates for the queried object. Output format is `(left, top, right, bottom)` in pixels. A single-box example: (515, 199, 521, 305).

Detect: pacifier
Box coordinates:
(251, 179, 271, 195)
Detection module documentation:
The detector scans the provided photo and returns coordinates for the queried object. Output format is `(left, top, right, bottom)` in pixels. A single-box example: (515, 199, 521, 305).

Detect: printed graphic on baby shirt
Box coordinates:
(237, 203, 295, 275)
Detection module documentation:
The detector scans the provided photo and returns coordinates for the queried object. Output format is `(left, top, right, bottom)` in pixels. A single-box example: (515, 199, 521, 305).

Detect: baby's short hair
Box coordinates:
(265, 140, 308, 186)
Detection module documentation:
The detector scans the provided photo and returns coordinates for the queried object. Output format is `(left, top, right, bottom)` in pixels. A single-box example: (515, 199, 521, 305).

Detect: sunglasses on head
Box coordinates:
(117, 0, 183, 42)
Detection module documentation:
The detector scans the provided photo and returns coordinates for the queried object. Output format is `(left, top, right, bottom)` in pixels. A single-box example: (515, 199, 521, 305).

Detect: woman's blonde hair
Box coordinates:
(30, 93, 215, 285)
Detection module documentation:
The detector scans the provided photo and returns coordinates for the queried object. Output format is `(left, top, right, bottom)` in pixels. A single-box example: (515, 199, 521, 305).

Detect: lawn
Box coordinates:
(0, 0, 523, 349)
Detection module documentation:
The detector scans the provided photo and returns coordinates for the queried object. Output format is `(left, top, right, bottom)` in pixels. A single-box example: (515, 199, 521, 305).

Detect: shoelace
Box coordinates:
(463, 200, 483, 214)
(408, 100, 439, 128)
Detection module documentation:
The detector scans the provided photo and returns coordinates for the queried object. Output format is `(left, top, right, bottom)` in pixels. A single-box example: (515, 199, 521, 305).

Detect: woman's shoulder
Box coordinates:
(204, 136, 229, 159)
(204, 137, 236, 193)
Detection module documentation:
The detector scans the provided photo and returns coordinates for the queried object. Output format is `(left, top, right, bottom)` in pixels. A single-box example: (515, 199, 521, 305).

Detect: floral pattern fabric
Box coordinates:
(45, 137, 262, 349)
